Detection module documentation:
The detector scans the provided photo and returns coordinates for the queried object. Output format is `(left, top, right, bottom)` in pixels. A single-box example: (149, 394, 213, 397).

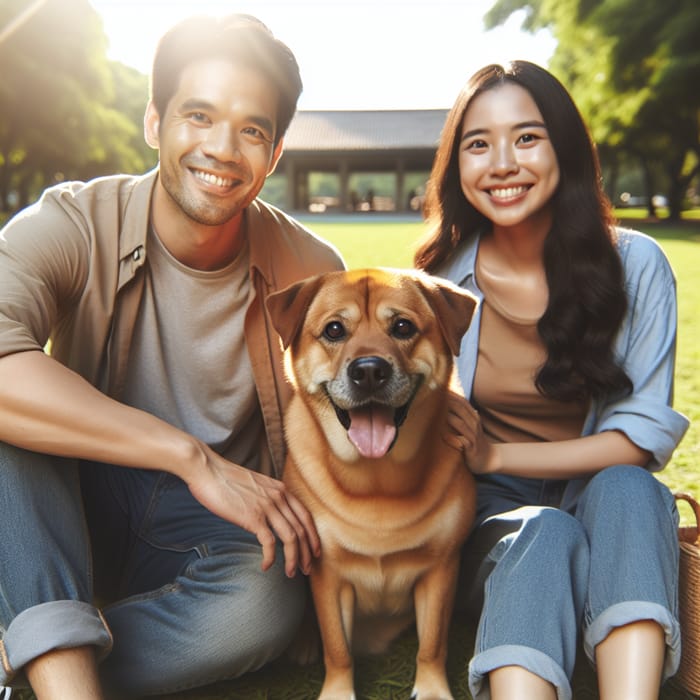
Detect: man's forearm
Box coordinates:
(0, 350, 204, 477)
(0, 350, 320, 575)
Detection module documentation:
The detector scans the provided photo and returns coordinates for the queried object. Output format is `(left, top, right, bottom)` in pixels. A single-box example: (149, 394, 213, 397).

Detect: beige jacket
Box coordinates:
(0, 169, 345, 477)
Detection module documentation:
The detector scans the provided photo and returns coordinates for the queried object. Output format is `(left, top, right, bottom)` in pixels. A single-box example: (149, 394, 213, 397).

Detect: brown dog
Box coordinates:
(266, 268, 477, 700)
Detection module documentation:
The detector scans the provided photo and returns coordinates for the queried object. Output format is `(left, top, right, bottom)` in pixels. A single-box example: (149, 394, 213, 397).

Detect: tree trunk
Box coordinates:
(666, 157, 699, 222)
(640, 155, 657, 219)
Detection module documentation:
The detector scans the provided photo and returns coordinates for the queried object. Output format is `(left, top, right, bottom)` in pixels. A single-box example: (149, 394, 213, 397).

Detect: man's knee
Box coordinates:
(0, 443, 91, 621)
(101, 550, 307, 695)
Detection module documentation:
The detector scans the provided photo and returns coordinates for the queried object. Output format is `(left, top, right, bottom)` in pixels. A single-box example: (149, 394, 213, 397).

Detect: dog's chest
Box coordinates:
(316, 496, 466, 613)
(331, 545, 427, 615)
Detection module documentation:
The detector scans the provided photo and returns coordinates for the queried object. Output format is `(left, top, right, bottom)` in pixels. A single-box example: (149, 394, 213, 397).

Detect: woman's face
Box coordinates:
(458, 82, 560, 234)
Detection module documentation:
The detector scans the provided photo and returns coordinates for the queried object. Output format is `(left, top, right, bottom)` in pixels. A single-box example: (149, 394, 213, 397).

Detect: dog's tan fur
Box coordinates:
(267, 268, 477, 700)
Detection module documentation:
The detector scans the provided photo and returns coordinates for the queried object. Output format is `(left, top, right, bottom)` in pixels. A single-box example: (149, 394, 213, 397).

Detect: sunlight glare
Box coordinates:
(88, 0, 556, 110)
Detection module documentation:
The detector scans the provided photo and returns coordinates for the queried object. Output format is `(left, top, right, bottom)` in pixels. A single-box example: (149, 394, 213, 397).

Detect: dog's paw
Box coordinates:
(317, 682, 357, 700)
(411, 668, 454, 700)
(410, 689, 454, 700)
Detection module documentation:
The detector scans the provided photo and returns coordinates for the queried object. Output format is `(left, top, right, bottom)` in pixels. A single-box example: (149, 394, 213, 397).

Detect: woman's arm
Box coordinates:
(444, 393, 650, 478)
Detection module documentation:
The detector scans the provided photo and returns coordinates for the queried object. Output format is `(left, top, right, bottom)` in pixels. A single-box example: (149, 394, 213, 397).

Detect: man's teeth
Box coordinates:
(193, 170, 234, 188)
(490, 186, 528, 199)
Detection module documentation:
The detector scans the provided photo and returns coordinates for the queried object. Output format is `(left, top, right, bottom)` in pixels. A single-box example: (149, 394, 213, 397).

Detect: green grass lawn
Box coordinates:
(646, 223, 700, 520)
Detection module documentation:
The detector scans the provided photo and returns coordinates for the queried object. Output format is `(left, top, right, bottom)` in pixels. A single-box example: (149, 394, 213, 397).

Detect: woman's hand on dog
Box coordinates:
(186, 443, 321, 578)
(444, 392, 496, 474)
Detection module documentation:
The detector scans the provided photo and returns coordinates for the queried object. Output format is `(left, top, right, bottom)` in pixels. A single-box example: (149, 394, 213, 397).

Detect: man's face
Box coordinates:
(145, 57, 282, 227)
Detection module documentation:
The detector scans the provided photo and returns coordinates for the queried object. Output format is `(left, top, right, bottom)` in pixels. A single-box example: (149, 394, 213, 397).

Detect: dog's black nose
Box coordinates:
(348, 356, 392, 392)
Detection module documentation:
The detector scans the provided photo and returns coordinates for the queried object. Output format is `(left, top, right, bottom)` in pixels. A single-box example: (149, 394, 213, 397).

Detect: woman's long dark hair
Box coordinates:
(415, 61, 631, 402)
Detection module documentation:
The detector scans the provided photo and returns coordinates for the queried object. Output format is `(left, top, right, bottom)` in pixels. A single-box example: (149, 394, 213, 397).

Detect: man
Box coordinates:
(0, 14, 344, 699)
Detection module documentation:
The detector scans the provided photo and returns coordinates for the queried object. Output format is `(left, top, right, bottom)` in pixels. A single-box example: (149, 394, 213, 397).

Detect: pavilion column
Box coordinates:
(296, 169, 309, 211)
(339, 160, 350, 212)
(284, 159, 296, 210)
(396, 159, 406, 211)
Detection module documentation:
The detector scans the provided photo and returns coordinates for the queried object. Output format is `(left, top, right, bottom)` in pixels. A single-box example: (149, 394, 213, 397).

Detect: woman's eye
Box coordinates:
(466, 139, 488, 151)
(391, 318, 417, 339)
(323, 321, 346, 341)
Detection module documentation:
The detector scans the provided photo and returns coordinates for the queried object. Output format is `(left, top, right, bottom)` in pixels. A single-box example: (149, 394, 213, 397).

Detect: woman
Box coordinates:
(414, 61, 689, 700)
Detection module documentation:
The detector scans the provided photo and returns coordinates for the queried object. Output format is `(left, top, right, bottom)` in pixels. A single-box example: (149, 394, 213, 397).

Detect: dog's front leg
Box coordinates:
(411, 555, 460, 700)
(311, 567, 357, 700)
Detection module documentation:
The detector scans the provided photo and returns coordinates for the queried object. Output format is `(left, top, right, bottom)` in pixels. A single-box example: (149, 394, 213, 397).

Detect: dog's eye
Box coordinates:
(391, 318, 417, 339)
(323, 321, 346, 341)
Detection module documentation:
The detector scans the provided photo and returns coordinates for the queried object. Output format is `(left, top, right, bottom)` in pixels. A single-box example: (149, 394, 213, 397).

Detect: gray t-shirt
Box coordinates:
(122, 227, 264, 471)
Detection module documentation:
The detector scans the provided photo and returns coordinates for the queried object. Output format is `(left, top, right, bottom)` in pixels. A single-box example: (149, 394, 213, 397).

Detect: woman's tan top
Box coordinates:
(472, 269, 587, 444)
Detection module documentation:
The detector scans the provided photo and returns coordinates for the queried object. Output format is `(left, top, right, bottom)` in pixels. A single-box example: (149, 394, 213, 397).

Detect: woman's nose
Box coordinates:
(490, 142, 519, 176)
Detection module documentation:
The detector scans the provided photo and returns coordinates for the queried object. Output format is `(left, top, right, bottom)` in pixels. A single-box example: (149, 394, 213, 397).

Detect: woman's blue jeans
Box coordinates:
(459, 465, 681, 700)
(0, 442, 305, 696)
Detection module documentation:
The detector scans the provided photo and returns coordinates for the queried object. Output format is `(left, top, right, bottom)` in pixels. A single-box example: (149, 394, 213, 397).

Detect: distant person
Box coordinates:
(415, 60, 688, 700)
(407, 188, 417, 210)
(0, 14, 344, 699)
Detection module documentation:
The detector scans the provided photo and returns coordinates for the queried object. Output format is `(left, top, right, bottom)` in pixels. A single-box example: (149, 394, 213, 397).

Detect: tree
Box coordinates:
(484, 0, 700, 219)
(0, 0, 155, 212)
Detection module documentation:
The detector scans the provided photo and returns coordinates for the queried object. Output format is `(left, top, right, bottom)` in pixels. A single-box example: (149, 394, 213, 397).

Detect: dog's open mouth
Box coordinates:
(330, 396, 415, 459)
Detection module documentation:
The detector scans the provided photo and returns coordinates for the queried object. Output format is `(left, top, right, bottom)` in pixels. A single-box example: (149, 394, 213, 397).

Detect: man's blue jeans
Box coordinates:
(459, 465, 681, 700)
(0, 442, 305, 696)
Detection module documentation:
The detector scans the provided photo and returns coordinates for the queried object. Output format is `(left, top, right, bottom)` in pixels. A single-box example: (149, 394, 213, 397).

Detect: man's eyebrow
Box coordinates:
(178, 98, 216, 113)
(248, 114, 275, 137)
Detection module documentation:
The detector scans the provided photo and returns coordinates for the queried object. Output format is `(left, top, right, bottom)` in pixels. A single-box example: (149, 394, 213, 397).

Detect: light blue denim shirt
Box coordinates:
(436, 228, 689, 476)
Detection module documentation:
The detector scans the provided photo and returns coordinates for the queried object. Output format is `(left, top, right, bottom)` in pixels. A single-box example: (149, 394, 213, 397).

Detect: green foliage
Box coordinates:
(0, 0, 156, 212)
(483, 0, 700, 220)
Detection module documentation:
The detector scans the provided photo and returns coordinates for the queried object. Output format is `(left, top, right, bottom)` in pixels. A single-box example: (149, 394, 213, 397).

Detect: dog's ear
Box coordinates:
(416, 274, 477, 356)
(266, 274, 325, 349)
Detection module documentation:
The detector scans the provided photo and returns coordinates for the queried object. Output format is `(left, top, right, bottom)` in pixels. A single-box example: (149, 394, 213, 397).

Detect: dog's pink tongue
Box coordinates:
(347, 405, 396, 458)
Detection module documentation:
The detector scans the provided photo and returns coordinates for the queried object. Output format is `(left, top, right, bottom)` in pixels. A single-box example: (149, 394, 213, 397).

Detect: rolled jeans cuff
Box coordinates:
(583, 600, 681, 681)
(0, 601, 113, 685)
(469, 644, 572, 700)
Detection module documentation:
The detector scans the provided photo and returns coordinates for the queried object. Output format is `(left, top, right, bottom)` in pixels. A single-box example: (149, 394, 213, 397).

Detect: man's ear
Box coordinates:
(144, 100, 160, 150)
(267, 138, 284, 175)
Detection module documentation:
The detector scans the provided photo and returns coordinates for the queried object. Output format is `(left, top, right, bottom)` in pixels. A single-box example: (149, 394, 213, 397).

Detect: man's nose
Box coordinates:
(202, 123, 241, 162)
